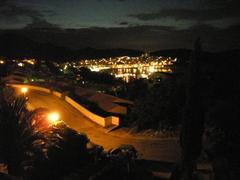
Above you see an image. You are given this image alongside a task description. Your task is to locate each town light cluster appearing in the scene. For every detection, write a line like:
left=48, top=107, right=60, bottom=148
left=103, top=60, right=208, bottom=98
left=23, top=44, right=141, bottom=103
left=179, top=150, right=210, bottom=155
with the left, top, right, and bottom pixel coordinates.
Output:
left=57, top=54, right=177, bottom=82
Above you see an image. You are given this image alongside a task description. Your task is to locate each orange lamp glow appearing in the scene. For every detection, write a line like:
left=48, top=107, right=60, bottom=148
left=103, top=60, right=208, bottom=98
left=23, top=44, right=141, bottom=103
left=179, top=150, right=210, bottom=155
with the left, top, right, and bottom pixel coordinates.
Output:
left=21, top=87, right=28, bottom=94
left=47, top=112, right=60, bottom=124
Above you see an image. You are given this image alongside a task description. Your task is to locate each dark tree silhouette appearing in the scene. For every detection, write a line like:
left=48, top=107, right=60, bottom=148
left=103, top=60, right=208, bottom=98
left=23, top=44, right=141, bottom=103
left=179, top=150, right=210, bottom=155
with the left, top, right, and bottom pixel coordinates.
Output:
left=29, top=124, right=91, bottom=180
left=0, top=63, right=7, bottom=78
left=204, top=54, right=240, bottom=180
left=45, top=60, right=60, bottom=75
left=127, top=78, right=149, bottom=100
left=0, top=87, right=47, bottom=176
left=90, top=144, right=139, bottom=180
left=129, top=76, right=184, bottom=131
left=180, top=39, right=205, bottom=180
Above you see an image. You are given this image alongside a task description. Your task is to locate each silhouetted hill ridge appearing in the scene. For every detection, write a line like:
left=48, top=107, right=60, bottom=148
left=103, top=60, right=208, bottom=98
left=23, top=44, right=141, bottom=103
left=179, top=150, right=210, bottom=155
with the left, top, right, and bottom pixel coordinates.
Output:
left=0, top=33, right=239, bottom=64
left=0, top=33, right=143, bottom=61
left=151, top=48, right=240, bottom=65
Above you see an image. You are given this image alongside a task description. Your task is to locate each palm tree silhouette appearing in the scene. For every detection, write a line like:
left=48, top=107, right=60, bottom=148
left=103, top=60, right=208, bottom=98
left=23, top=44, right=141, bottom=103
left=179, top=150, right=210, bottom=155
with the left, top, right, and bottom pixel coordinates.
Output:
left=0, top=87, right=47, bottom=176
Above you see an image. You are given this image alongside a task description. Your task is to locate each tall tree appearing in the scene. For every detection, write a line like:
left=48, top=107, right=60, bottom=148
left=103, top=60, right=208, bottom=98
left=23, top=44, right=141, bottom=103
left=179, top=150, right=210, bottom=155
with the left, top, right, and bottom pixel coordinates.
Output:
left=180, top=39, right=204, bottom=180
left=0, top=87, right=47, bottom=176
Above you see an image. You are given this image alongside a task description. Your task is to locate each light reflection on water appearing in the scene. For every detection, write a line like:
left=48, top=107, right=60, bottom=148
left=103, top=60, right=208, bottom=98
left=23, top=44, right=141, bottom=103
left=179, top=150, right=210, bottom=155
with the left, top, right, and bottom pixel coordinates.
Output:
left=108, top=66, right=172, bottom=82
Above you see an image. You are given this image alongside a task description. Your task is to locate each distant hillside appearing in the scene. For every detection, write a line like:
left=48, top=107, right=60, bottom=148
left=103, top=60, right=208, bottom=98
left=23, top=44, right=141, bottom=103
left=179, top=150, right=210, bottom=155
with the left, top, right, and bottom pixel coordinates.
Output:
left=0, top=33, right=143, bottom=61
left=150, top=48, right=240, bottom=65
left=1, top=33, right=238, bottom=63
left=150, top=49, right=192, bottom=57
left=0, top=33, right=73, bottom=60
left=75, top=47, right=143, bottom=59
left=150, top=49, right=192, bottom=64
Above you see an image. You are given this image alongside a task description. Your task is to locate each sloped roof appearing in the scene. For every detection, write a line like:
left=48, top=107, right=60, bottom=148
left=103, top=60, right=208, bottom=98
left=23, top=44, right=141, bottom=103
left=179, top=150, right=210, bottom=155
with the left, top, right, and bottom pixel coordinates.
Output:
left=75, top=86, right=133, bottom=115
left=89, top=93, right=133, bottom=105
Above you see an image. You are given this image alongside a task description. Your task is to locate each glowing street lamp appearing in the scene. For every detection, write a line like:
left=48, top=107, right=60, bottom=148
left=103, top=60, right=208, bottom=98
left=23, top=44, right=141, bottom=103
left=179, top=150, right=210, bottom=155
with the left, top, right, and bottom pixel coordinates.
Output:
left=18, top=62, right=24, bottom=67
left=21, top=87, right=28, bottom=96
left=47, top=112, right=60, bottom=125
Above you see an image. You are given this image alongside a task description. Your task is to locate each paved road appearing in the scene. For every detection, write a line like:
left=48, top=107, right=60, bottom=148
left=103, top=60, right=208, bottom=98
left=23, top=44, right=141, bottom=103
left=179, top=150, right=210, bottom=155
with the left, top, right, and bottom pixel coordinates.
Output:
left=27, top=90, right=181, bottom=163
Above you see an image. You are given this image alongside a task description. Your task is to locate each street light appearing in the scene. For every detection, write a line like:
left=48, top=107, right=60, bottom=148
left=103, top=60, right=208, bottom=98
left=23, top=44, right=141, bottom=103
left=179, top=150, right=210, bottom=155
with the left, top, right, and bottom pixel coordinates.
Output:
left=47, top=112, right=60, bottom=125
left=21, top=87, right=28, bottom=97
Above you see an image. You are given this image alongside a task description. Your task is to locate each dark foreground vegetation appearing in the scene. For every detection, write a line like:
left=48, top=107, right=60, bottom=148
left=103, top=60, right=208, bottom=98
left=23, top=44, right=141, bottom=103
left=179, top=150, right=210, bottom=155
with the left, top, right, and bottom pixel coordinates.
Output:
left=0, top=86, right=155, bottom=180
left=174, top=40, right=240, bottom=180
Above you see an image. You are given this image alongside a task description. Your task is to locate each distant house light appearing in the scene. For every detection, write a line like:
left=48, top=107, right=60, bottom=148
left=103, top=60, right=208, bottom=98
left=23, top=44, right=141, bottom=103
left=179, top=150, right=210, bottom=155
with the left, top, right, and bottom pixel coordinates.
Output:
left=18, top=63, right=24, bottom=67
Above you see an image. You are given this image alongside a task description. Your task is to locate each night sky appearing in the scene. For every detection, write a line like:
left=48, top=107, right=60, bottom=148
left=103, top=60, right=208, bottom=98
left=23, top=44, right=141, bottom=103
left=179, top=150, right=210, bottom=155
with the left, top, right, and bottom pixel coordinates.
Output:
left=0, top=0, right=240, bottom=51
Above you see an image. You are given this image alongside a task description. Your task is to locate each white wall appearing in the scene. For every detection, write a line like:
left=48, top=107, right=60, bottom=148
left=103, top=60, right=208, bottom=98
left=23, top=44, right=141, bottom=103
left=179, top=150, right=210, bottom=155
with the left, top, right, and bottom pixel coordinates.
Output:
left=8, top=83, right=119, bottom=127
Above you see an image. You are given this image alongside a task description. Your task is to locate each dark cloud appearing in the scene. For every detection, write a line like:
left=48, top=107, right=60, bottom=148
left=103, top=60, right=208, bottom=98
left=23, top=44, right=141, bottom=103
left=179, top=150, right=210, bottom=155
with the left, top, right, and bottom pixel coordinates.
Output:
left=10, top=23, right=239, bottom=51
left=0, top=1, right=43, bottom=19
left=0, top=0, right=59, bottom=29
left=97, top=0, right=127, bottom=2
left=119, top=21, right=129, bottom=25
left=41, top=9, right=57, bottom=17
left=130, top=8, right=240, bottom=21
left=204, top=0, right=240, bottom=8
left=129, top=0, right=240, bottom=22
left=24, top=18, right=60, bottom=30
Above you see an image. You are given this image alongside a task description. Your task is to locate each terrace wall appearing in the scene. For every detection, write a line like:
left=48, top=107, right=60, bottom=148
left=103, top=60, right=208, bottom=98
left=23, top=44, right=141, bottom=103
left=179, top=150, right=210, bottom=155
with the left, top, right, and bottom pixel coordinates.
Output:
left=8, top=84, right=119, bottom=127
